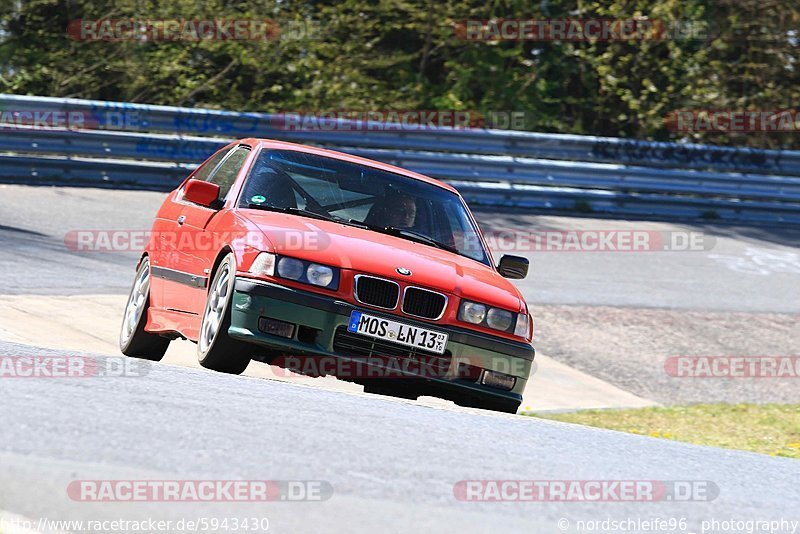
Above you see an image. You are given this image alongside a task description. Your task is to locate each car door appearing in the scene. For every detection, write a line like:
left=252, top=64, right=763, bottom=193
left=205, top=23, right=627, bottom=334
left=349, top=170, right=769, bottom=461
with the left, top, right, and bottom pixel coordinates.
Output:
left=165, top=145, right=252, bottom=316
left=151, top=147, right=231, bottom=311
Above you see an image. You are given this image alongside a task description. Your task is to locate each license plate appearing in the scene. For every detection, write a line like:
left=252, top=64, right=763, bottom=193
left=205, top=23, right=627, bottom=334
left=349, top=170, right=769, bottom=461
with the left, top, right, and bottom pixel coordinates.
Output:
left=347, top=311, right=449, bottom=355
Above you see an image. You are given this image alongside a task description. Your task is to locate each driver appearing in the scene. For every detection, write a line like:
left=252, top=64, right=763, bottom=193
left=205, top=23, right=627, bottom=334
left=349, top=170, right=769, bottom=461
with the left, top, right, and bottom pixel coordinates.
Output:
left=367, top=191, right=417, bottom=228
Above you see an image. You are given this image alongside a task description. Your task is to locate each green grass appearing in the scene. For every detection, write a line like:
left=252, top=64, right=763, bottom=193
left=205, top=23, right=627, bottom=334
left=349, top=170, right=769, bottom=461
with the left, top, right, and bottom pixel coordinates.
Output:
left=526, top=404, right=800, bottom=458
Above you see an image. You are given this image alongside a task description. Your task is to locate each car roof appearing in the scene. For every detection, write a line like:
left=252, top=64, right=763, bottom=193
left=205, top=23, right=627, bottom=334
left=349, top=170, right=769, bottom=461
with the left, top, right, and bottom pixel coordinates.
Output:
left=242, top=138, right=460, bottom=195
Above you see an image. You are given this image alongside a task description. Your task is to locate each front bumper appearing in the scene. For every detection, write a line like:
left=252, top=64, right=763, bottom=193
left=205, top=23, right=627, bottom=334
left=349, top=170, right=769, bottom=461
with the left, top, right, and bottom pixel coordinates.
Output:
left=229, top=277, right=535, bottom=410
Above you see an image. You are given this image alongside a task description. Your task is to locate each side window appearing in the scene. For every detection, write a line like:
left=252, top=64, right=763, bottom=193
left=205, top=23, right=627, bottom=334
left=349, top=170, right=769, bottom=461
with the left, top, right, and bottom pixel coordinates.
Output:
left=208, top=146, right=250, bottom=201
left=192, top=148, right=229, bottom=182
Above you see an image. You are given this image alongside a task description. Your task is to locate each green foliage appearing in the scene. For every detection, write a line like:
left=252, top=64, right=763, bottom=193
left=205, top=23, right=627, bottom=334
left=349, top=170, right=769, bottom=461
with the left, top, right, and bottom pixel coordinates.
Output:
left=1, top=0, right=798, bottom=149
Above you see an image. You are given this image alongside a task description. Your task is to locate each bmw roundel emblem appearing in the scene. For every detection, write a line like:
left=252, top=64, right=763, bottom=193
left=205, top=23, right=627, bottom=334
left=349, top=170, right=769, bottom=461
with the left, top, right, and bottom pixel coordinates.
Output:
left=396, top=267, right=412, bottom=276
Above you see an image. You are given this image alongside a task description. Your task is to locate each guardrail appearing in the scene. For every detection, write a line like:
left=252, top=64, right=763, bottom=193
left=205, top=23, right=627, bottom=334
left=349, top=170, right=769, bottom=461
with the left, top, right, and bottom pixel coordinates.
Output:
left=2, top=94, right=800, bottom=224
left=2, top=94, right=796, bottom=175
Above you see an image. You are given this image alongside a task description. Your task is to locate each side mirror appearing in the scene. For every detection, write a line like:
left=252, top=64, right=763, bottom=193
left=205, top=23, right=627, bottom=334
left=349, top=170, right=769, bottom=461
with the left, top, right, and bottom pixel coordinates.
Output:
left=183, top=179, right=220, bottom=208
left=497, top=255, right=529, bottom=279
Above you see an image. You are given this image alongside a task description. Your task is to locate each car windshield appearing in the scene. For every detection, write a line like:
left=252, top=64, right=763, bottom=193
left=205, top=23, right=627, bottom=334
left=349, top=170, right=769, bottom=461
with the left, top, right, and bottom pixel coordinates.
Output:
left=238, top=149, right=490, bottom=265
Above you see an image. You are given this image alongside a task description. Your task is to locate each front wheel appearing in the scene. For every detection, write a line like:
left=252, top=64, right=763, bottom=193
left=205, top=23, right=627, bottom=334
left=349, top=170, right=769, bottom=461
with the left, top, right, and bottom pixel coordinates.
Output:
left=198, top=254, right=252, bottom=375
left=120, top=257, right=170, bottom=360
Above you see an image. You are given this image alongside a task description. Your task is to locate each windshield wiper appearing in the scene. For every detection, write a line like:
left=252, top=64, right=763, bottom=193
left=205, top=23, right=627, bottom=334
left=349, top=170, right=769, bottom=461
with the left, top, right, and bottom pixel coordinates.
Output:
left=246, top=204, right=341, bottom=224
left=350, top=220, right=459, bottom=254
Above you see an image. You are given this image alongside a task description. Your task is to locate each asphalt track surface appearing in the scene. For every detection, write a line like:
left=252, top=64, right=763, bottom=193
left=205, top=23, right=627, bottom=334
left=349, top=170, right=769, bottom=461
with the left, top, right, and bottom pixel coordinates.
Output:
left=1, top=184, right=800, bottom=532
left=1, top=341, right=799, bottom=534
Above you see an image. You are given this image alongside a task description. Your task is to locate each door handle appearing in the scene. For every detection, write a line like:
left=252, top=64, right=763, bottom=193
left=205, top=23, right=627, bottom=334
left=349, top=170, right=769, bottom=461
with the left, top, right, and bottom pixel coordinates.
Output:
left=177, top=215, right=186, bottom=226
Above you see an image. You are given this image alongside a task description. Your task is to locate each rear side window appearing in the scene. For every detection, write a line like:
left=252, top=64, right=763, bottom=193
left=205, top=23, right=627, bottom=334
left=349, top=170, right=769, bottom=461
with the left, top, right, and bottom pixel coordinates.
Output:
left=192, top=148, right=229, bottom=182
left=208, top=146, right=250, bottom=201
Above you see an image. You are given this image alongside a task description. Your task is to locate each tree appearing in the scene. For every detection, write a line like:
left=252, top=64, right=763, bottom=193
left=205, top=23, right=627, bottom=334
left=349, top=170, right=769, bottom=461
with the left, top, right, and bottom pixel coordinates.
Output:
left=1, top=0, right=798, bottom=149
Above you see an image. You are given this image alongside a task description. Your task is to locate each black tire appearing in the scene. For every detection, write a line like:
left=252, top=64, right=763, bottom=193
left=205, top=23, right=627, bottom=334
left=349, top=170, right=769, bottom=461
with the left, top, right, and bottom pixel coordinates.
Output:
left=119, top=257, right=170, bottom=360
left=197, top=253, right=252, bottom=375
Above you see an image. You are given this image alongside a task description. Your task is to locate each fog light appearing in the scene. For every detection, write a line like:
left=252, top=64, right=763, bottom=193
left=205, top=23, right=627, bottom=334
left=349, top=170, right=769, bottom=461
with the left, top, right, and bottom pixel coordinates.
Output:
left=258, top=317, right=296, bottom=339
left=480, top=370, right=516, bottom=391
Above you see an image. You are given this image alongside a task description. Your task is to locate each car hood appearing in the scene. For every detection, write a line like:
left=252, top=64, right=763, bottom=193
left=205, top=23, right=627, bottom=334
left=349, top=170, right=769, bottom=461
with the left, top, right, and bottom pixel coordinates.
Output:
left=239, top=210, right=524, bottom=312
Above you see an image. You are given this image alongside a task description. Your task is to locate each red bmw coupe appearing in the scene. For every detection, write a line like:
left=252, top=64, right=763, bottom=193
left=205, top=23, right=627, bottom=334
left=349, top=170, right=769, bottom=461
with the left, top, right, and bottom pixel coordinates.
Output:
left=120, top=139, right=534, bottom=413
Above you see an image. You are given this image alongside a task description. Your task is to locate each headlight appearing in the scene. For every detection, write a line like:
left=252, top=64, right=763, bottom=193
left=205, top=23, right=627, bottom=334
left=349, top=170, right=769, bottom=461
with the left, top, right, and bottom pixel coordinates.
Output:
left=459, top=302, right=487, bottom=324
left=249, top=252, right=276, bottom=276
left=487, top=308, right=514, bottom=331
left=249, top=254, right=339, bottom=290
left=458, top=300, right=522, bottom=335
left=306, top=263, right=334, bottom=287
left=268, top=256, right=340, bottom=290
left=277, top=257, right=304, bottom=280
